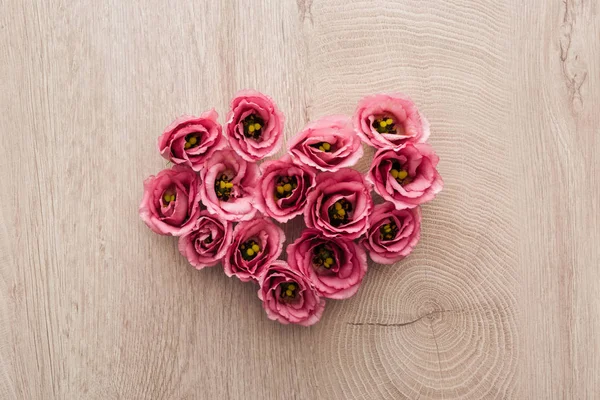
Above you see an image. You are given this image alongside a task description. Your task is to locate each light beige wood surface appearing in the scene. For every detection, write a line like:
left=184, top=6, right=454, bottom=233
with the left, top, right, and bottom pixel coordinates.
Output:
left=1, top=0, right=598, bottom=399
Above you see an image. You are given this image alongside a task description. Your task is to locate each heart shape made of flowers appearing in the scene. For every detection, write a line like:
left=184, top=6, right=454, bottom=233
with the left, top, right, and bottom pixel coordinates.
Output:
left=140, top=90, right=443, bottom=326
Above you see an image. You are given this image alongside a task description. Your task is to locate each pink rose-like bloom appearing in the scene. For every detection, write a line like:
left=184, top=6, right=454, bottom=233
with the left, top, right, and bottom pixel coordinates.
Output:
left=199, top=149, right=260, bottom=222
left=254, top=156, right=317, bottom=223
left=178, top=211, right=233, bottom=269
left=287, top=229, right=367, bottom=300
left=354, top=93, right=430, bottom=150
left=139, top=165, right=201, bottom=236
left=223, top=218, right=285, bottom=282
left=258, top=261, right=325, bottom=326
left=367, top=144, right=443, bottom=209
left=305, top=168, right=373, bottom=240
left=158, top=110, right=226, bottom=171
left=289, top=115, right=363, bottom=172
left=361, top=203, right=422, bottom=264
left=225, top=90, right=284, bottom=161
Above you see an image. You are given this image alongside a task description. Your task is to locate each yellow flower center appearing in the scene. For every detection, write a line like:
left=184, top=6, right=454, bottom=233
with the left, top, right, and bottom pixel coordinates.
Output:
left=328, top=199, right=352, bottom=227
left=242, top=114, right=264, bottom=140
left=312, top=244, right=335, bottom=269
left=274, top=176, right=298, bottom=199
left=379, top=221, right=398, bottom=241
left=312, top=142, right=332, bottom=152
left=280, top=282, right=298, bottom=300
left=184, top=134, right=200, bottom=149
left=373, top=116, right=397, bottom=134
left=239, top=239, right=261, bottom=261
left=390, top=162, right=412, bottom=185
left=215, top=173, right=234, bottom=201
left=162, top=190, right=176, bottom=204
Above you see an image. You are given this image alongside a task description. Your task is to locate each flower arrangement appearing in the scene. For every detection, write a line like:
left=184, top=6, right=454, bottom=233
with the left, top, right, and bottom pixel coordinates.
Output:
left=140, top=91, right=443, bottom=326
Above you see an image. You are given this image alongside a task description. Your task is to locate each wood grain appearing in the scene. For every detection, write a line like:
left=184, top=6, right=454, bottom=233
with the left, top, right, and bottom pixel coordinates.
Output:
left=0, top=0, right=598, bottom=398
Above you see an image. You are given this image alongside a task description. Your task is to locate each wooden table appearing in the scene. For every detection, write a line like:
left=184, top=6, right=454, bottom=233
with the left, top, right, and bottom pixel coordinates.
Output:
left=1, top=1, right=598, bottom=398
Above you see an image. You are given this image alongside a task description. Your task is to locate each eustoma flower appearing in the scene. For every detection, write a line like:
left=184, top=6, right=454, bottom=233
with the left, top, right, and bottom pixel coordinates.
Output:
left=158, top=110, right=226, bottom=171
left=305, top=168, right=373, bottom=240
left=140, top=89, right=444, bottom=327
left=287, top=229, right=367, bottom=299
left=353, top=93, right=430, bottom=150
left=199, top=149, right=260, bottom=222
left=258, top=261, right=325, bottom=326
left=367, top=143, right=443, bottom=209
left=225, top=90, right=284, bottom=161
left=361, top=203, right=421, bottom=264
left=178, top=211, right=233, bottom=269
left=254, top=157, right=316, bottom=223
left=139, top=165, right=201, bottom=236
left=288, top=115, right=363, bottom=172
left=223, top=218, right=285, bottom=282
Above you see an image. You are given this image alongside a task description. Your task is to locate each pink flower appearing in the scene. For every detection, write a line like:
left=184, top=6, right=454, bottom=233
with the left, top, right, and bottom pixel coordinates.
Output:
left=158, top=110, right=226, bottom=171
left=199, top=149, right=260, bottom=222
left=353, top=93, right=430, bottom=150
left=287, top=229, right=367, bottom=299
left=178, top=211, right=233, bottom=269
left=288, top=115, right=363, bottom=172
left=367, top=144, right=443, bottom=209
left=225, top=90, right=284, bottom=161
left=139, top=165, right=201, bottom=236
left=304, top=168, right=373, bottom=240
left=258, top=261, right=325, bottom=326
left=223, top=218, right=285, bottom=282
left=254, top=156, right=317, bottom=223
left=360, top=203, right=421, bottom=264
